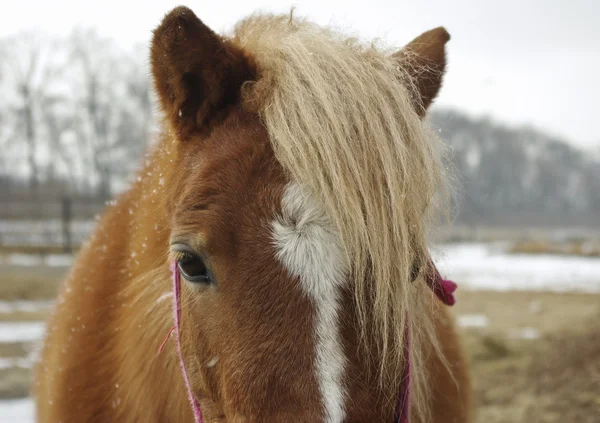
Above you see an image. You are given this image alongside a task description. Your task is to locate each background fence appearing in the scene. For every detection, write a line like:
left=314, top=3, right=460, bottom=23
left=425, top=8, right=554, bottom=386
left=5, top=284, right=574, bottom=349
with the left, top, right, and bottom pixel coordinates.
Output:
left=0, top=194, right=106, bottom=253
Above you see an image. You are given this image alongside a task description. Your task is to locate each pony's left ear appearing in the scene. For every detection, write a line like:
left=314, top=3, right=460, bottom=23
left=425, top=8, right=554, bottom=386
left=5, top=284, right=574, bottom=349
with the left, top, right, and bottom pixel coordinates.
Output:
left=393, top=27, right=450, bottom=117
left=150, top=6, right=254, bottom=140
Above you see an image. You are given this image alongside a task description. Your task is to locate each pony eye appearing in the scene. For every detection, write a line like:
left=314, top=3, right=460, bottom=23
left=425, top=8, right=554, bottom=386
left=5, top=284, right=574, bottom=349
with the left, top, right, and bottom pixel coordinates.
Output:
left=177, top=252, right=212, bottom=284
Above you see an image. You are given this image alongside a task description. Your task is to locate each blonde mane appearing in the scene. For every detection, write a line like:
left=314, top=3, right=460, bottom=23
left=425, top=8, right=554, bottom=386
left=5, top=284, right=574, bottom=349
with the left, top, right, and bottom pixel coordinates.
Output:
left=234, top=14, right=449, bottom=418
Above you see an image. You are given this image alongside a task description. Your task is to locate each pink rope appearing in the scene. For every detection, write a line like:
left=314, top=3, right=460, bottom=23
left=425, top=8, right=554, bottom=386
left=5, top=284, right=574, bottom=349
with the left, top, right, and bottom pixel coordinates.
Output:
left=158, top=326, right=176, bottom=354
left=394, top=265, right=457, bottom=422
left=169, top=262, right=204, bottom=423
left=426, top=264, right=457, bottom=306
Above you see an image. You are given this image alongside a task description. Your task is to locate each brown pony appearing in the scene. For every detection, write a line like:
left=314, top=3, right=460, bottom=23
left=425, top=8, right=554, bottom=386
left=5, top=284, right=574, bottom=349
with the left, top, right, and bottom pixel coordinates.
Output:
left=35, top=6, right=472, bottom=422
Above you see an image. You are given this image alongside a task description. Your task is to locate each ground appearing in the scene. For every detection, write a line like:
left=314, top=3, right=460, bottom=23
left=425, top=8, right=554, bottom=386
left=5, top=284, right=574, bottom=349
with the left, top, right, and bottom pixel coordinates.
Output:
left=457, top=290, right=599, bottom=423
left=0, top=249, right=599, bottom=422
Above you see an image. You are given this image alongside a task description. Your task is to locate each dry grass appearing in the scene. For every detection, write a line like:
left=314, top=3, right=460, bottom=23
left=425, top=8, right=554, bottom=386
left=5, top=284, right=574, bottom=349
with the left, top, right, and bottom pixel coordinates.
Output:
left=525, top=329, right=600, bottom=422
left=0, top=264, right=64, bottom=300
left=509, top=239, right=600, bottom=257
left=0, top=310, right=48, bottom=322
left=463, top=324, right=600, bottom=423
left=0, top=342, right=34, bottom=398
left=0, top=367, right=31, bottom=399
left=0, top=342, right=29, bottom=358
left=455, top=291, right=600, bottom=423
left=0, top=245, right=78, bottom=255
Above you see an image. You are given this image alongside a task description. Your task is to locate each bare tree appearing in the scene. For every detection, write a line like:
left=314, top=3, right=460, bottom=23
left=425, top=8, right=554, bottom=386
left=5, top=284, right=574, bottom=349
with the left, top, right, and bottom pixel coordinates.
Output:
left=69, top=29, right=151, bottom=198
left=0, top=33, right=66, bottom=191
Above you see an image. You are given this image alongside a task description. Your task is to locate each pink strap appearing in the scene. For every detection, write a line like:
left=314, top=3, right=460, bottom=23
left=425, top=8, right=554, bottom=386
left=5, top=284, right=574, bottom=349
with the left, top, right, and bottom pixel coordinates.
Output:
left=163, top=262, right=454, bottom=423
left=170, top=262, right=204, bottom=423
left=426, top=264, right=457, bottom=306
left=394, top=265, right=457, bottom=422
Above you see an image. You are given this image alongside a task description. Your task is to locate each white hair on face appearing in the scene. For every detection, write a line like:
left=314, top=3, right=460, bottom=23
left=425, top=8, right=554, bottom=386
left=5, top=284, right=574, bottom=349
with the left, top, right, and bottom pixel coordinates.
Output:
left=272, top=182, right=348, bottom=423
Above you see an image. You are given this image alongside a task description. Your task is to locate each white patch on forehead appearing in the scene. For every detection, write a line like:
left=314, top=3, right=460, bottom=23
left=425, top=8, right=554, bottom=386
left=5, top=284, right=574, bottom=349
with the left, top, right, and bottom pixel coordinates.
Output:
left=272, top=182, right=348, bottom=423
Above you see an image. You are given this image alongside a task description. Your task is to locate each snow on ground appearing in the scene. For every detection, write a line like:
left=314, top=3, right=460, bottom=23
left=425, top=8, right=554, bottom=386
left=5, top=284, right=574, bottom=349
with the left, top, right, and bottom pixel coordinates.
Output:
left=432, top=243, right=600, bottom=293
left=0, top=399, right=35, bottom=422
left=0, top=322, right=46, bottom=343
left=0, top=300, right=53, bottom=313
left=0, top=253, right=72, bottom=267
left=0, top=356, right=33, bottom=369
left=509, top=327, right=541, bottom=340
left=457, top=314, right=490, bottom=328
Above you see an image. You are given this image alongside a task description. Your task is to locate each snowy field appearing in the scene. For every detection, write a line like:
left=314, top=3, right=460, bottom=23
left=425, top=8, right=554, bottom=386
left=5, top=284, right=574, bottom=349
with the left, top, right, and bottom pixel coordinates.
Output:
left=0, top=254, right=72, bottom=267
left=433, top=242, right=600, bottom=293
left=1, top=242, right=599, bottom=421
left=0, top=399, right=33, bottom=422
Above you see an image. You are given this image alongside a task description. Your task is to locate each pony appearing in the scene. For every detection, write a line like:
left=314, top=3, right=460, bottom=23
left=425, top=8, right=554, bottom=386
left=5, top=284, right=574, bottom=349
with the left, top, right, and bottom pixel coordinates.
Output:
left=35, top=6, right=472, bottom=422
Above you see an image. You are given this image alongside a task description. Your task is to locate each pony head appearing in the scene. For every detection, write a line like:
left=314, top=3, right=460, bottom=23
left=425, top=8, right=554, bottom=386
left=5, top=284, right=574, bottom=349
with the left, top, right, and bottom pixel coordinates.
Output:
left=151, top=6, right=450, bottom=421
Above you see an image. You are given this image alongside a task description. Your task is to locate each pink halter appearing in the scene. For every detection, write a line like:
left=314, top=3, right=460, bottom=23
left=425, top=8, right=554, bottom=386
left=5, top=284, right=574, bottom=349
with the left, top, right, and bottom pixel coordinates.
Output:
left=165, top=262, right=204, bottom=423
left=161, top=262, right=456, bottom=423
left=395, top=267, right=457, bottom=422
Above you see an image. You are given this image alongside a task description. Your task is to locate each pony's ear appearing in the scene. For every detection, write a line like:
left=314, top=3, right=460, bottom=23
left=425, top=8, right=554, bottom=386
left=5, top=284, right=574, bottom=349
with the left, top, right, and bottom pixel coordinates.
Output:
left=150, top=6, right=254, bottom=139
left=394, top=27, right=450, bottom=116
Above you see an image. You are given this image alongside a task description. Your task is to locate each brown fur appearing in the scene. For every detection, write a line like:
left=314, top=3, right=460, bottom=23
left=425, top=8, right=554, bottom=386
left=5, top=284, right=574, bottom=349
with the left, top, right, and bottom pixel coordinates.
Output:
left=35, top=7, right=472, bottom=422
left=396, top=27, right=450, bottom=116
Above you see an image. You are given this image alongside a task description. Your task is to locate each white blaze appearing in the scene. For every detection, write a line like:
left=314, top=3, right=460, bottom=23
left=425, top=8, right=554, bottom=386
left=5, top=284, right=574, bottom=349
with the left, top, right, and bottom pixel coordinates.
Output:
left=272, top=182, right=348, bottom=423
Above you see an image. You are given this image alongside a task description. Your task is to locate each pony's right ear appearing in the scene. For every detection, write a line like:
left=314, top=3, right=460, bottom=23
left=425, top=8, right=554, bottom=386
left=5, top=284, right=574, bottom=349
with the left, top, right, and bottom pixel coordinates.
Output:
left=150, top=6, right=254, bottom=140
left=393, top=27, right=450, bottom=117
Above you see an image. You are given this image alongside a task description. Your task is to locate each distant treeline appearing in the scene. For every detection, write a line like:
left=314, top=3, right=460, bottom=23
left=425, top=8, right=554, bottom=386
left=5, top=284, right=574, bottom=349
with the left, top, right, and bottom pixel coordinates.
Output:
left=0, top=29, right=598, bottom=226
left=429, top=110, right=600, bottom=226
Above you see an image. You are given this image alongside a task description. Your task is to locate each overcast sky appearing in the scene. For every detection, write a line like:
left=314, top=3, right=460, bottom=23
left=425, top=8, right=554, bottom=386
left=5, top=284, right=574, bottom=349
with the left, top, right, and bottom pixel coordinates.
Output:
left=1, top=0, right=598, bottom=149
